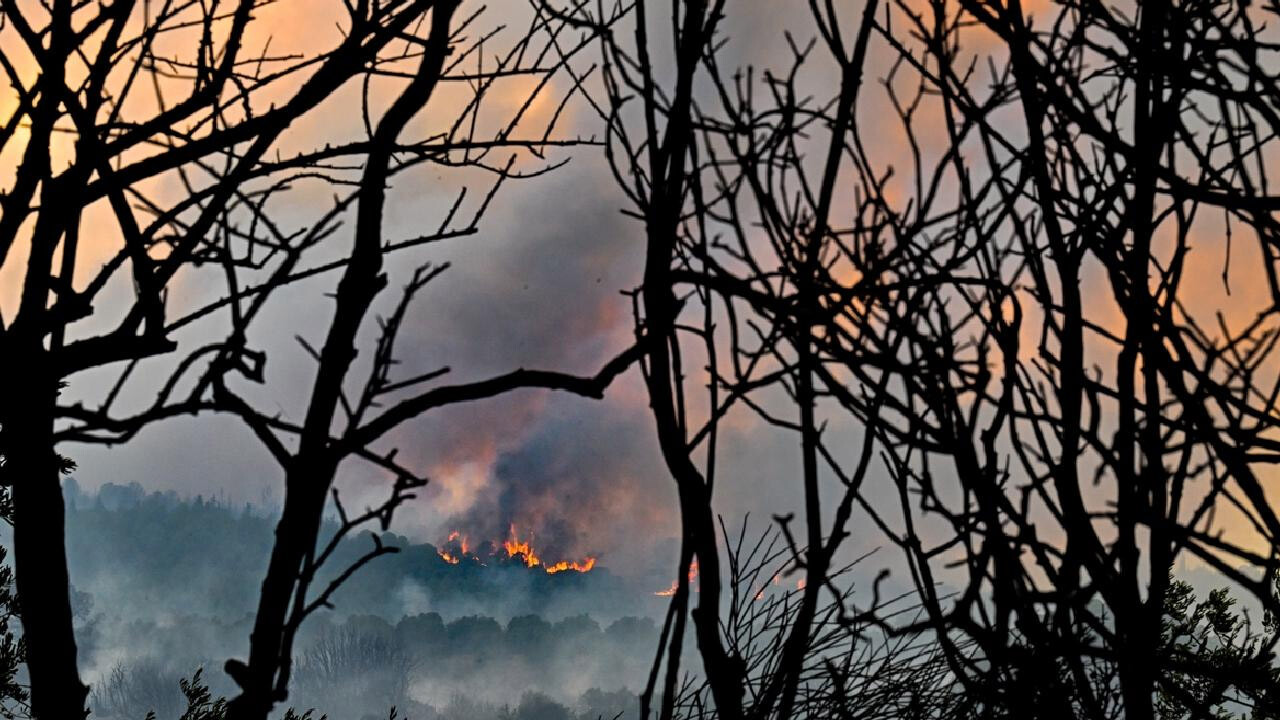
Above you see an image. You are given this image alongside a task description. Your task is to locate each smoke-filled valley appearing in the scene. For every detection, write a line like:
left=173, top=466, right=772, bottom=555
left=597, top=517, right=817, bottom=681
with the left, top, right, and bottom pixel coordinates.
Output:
left=56, top=482, right=663, bottom=719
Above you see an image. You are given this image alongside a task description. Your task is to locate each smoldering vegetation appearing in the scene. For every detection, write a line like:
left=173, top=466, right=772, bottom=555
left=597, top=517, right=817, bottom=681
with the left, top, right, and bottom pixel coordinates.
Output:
left=54, top=483, right=662, bottom=719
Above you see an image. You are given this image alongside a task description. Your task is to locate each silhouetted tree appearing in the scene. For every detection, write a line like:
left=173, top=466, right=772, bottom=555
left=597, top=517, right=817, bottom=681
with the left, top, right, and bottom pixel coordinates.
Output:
left=565, top=0, right=1280, bottom=716
left=543, top=0, right=748, bottom=716
left=0, top=0, right=619, bottom=715
left=15, top=0, right=1280, bottom=717
left=846, top=0, right=1280, bottom=715
left=0, top=0, right=635, bottom=717
left=556, top=0, right=1001, bottom=716
left=172, top=3, right=642, bottom=716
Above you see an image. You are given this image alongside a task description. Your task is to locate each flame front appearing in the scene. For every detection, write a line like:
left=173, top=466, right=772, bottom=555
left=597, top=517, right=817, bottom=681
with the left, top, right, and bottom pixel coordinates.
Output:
left=545, top=558, right=597, bottom=574
left=437, top=525, right=597, bottom=575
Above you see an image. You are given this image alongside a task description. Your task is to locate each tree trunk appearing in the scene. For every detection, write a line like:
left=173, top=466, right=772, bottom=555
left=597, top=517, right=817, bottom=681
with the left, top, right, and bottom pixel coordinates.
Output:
left=4, top=359, right=88, bottom=720
left=225, top=469, right=328, bottom=720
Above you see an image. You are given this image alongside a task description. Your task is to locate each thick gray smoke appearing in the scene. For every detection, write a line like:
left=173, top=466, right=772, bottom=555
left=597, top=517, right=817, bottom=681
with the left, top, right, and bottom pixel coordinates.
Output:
left=441, top=402, right=676, bottom=568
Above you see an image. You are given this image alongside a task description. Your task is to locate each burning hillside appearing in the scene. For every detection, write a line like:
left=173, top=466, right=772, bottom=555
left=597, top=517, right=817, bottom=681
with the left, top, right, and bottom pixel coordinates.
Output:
left=437, top=525, right=598, bottom=575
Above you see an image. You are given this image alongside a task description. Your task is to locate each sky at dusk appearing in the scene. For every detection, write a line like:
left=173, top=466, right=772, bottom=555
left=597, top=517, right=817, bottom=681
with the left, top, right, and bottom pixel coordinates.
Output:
left=1, top=0, right=1269, bottom=599
left=0, top=1, right=833, bottom=589
left=8, top=3, right=1280, bottom=718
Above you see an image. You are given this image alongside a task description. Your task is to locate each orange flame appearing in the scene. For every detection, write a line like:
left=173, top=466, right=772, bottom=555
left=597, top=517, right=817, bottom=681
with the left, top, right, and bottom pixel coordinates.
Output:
left=654, top=559, right=699, bottom=596
left=437, top=525, right=597, bottom=574
left=545, top=558, right=597, bottom=574
left=447, top=531, right=471, bottom=555
left=503, top=525, right=543, bottom=568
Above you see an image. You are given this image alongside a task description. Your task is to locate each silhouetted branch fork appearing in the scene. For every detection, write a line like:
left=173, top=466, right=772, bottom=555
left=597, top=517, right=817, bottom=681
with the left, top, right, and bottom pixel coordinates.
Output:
left=52, top=331, right=179, bottom=377
left=360, top=262, right=453, bottom=419
left=375, top=367, right=452, bottom=396
left=238, top=138, right=601, bottom=177
left=310, top=481, right=424, bottom=597
left=347, top=342, right=645, bottom=445
left=52, top=397, right=219, bottom=447
left=57, top=340, right=245, bottom=438
left=213, top=383, right=295, bottom=467
left=348, top=448, right=430, bottom=487
left=266, top=529, right=401, bottom=702
left=300, top=533, right=398, bottom=620
left=167, top=227, right=477, bottom=332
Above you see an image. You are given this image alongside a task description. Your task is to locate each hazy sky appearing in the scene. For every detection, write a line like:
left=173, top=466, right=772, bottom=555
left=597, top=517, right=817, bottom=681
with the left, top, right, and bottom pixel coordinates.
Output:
left=0, top=1, right=830, bottom=586
left=3, top=0, right=1269, bottom=597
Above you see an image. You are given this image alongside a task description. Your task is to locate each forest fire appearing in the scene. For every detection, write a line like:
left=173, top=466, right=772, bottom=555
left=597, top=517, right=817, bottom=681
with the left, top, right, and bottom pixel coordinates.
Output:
left=435, top=525, right=597, bottom=574
left=654, top=558, right=699, bottom=596
left=502, top=526, right=543, bottom=568
left=447, top=530, right=470, bottom=555
left=544, top=558, right=597, bottom=574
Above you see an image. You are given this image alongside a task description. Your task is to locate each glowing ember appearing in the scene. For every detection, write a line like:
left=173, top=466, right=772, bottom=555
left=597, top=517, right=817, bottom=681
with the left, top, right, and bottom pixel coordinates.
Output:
left=654, top=558, right=699, bottom=597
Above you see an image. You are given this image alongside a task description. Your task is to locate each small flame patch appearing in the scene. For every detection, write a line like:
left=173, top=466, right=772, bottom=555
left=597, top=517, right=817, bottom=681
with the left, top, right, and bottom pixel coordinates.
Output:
left=654, top=559, right=699, bottom=596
